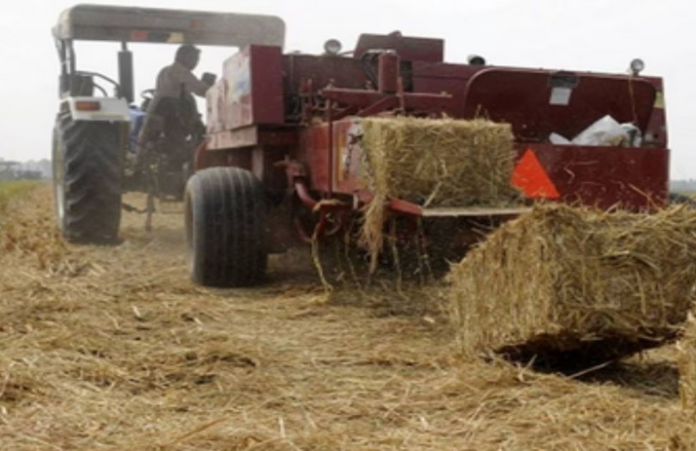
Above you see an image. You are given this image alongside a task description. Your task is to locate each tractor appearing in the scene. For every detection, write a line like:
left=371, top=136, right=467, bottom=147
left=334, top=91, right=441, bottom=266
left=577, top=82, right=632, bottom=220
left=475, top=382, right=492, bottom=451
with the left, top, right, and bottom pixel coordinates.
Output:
left=187, top=27, right=669, bottom=287
left=51, top=4, right=284, bottom=242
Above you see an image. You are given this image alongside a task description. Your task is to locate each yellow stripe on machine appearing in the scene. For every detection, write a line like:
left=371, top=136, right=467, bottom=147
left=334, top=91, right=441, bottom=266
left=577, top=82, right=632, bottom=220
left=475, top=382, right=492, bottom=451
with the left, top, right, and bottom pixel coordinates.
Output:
left=655, top=91, right=665, bottom=109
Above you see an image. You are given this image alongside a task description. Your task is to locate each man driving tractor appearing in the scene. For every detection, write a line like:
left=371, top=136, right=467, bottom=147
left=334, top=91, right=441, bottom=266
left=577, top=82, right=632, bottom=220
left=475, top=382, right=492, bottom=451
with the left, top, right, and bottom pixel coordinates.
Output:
left=137, top=44, right=213, bottom=168
left=52, top=4, right=286, bottom=242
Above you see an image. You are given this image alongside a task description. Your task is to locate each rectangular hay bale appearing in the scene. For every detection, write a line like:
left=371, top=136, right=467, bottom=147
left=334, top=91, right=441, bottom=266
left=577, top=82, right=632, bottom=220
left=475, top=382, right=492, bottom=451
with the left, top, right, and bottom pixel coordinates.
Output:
left=360, top=117, right=518, bottom=207
left=359, top=117, right=519, bottom=266
left=448, top=204, right=696, bottom=362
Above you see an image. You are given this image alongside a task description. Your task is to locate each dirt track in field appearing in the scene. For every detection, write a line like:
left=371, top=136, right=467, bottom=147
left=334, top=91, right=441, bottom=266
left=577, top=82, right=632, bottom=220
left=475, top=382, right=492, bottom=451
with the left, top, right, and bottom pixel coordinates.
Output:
left=2, top=186, right=696, bottom=451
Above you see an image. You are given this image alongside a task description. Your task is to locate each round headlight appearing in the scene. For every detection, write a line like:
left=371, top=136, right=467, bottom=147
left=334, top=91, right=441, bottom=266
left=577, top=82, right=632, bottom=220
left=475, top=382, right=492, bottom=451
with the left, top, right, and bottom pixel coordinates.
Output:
left=630, top=58, right=645, bottom=75
left=324, top=39, right=343, bottom=56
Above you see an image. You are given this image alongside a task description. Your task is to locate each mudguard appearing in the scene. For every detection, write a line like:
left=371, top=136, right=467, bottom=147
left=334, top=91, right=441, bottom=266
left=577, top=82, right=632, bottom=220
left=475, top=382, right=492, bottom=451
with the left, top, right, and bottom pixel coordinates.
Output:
left=63, top=97, right=131, bottom=122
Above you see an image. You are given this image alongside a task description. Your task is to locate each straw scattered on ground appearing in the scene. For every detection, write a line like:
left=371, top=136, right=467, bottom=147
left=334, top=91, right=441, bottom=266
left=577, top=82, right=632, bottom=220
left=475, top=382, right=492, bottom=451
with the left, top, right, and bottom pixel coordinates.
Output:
left=677, top=313, right=696, bottom=411
left=0, top=180, right=40, bottom=217
left=3, top=186, right=696, bottom=450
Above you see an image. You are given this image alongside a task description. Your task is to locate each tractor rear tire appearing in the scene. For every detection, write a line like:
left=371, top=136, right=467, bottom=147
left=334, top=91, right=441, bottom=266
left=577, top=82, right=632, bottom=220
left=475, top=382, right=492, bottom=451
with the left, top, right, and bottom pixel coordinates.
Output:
left=185, top=167, right=268, bottom=288
left=52, top=114, right=122, bottom=244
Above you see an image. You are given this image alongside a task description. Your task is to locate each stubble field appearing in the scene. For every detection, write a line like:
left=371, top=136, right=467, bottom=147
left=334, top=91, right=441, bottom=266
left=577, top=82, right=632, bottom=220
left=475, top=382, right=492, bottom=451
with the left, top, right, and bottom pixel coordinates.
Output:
left=1, top=184, right=695, bottom=451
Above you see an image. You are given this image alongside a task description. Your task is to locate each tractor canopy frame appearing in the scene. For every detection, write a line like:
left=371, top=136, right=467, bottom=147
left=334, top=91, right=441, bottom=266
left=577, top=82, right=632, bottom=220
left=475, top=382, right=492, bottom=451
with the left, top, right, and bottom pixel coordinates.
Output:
left=54, top=4, right=285, bottom=47
left=54, top=4, right=286, bottom=102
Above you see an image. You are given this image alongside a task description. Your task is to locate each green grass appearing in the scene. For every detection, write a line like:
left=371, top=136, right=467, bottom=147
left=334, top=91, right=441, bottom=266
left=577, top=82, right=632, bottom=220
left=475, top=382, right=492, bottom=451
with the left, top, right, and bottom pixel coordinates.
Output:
left=0, top=180, right=42, bottom=214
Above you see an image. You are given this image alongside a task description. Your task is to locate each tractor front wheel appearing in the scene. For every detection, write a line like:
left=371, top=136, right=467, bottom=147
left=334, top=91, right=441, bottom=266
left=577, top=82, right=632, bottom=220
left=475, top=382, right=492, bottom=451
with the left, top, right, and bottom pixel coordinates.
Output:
left=52, top=113, right=122, bottom=244
left=185, top=167, right=268, bottom=287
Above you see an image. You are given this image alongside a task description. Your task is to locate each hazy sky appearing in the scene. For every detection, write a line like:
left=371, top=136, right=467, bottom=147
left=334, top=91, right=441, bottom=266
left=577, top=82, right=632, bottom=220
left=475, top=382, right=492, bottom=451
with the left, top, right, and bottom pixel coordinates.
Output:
left=1, top=0, right=695, bottom=177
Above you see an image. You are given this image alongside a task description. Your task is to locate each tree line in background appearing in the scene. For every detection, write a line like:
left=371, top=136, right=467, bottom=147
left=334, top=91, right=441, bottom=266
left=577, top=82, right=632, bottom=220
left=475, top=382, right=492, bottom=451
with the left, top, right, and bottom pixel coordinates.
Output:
left=670, top=180, right=696, bottom=193
left=0, top=159, right=51, bottom=182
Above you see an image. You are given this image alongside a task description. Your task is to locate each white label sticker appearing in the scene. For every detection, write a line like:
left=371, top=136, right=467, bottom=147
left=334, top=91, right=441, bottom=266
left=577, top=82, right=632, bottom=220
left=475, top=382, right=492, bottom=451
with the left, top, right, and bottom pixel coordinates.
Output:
left=550, top=87, right=572, bottom=106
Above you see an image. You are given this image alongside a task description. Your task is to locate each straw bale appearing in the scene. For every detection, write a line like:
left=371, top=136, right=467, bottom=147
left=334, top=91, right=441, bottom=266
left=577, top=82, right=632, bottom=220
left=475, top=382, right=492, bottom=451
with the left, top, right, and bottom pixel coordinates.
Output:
left=448, top=204, right=696, bottom=363
left=678, top=313, right=696, bottom=411
left=360, top=117, right=518, bottom=207
left=359, top=117, right=519, bottom=267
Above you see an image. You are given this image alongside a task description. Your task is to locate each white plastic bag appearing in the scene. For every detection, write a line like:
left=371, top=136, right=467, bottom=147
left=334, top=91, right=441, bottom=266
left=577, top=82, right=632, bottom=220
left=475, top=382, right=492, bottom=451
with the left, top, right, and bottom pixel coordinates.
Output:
left=549, top=132, right=571, bottom=145
left=620, top=123, right=643, bottom=147
left=572, top=115, right=629, bottom=147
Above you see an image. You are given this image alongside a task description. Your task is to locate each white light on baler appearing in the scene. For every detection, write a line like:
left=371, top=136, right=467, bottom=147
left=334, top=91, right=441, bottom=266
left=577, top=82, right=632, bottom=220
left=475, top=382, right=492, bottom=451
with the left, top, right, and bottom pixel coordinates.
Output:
left=324, top=39, right=343, bottom=55
left=630, top=58, right=645, bottom=76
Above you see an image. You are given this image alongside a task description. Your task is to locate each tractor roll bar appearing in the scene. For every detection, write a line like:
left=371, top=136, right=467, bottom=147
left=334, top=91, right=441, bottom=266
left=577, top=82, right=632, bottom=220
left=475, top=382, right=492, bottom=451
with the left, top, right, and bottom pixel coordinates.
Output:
left=54, top=4, right=285, bottom=48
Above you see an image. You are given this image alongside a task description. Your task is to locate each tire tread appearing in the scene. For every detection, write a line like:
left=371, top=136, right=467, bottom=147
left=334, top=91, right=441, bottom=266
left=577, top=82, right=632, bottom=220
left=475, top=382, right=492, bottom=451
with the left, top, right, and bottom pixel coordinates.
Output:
left=186, top=167, right=268, bottom=287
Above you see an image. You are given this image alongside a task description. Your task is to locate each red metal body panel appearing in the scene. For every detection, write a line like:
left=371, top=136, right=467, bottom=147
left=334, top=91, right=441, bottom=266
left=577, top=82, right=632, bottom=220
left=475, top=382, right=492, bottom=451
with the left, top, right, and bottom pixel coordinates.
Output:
left=463, top=70, right=656, bottom=141
left=207, top=45, right=285, bottom=141
left=519, top=144, right=668, bottom=210
left=248, top=46, right=286, bottom=125
left=303, top=117, right=669, bottom=212
left=411, top=64, right=662, bottom=145
left=410, top=62, right=476, bottom=117
left=299, top=124, right=331, bottom=192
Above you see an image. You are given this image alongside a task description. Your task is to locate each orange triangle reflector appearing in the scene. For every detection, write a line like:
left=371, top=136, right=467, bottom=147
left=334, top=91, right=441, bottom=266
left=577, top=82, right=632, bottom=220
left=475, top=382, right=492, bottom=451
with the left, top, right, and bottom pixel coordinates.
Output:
left=512, top=149, right=561, bottom=199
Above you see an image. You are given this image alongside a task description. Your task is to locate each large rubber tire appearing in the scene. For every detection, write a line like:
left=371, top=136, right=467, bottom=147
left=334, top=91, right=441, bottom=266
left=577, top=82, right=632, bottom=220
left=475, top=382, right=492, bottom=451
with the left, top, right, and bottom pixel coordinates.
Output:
left=52, top=113, right=122, bottom=244
left=185, top=167, right=268, bottom=287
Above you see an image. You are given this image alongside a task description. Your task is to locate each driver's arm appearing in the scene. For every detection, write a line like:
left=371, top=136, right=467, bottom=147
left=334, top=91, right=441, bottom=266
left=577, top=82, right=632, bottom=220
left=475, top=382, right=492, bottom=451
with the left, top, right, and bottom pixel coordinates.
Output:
left=179, top=69, right=212, bottom=98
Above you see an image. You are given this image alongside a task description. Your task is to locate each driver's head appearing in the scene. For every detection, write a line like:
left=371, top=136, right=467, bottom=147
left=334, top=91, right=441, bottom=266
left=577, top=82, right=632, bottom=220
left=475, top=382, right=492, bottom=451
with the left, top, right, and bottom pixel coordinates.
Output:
left=175, top=45, right=201, bottom=70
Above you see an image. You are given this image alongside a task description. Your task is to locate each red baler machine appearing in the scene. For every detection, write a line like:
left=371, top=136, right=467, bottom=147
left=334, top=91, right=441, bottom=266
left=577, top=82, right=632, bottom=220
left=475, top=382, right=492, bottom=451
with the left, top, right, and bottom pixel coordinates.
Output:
left=187, top=32, right=669, bottom=287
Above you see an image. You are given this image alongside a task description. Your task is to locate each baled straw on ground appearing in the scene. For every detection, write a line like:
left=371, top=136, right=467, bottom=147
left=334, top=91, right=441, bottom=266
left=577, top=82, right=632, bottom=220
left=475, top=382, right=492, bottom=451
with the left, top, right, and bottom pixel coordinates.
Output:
left=359, top=117, right=519, bottom=268
left=448, top=204, right=696, bottom=364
